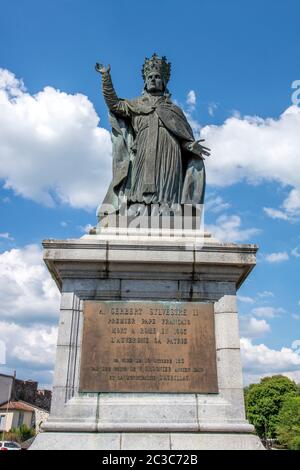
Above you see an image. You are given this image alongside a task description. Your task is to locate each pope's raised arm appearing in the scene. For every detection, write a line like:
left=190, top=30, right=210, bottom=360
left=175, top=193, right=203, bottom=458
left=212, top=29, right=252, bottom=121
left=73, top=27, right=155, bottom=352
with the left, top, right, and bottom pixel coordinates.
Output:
left=95, top=62, right=130, bottom=117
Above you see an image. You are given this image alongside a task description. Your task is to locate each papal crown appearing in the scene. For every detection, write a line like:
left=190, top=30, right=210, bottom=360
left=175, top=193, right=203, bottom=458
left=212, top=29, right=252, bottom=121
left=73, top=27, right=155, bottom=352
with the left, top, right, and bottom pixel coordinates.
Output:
left=142, top=53, right=171, bottom=84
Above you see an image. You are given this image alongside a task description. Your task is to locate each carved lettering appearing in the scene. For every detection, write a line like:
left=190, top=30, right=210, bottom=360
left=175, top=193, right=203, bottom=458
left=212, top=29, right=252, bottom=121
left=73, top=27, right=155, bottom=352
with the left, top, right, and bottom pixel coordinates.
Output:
left=79, top=301, right=218, bottom=393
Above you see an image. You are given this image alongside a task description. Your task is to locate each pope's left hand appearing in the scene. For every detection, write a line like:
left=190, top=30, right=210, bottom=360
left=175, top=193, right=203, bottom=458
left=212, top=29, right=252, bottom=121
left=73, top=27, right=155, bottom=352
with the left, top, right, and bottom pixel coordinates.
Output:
left=188, top=139, right=211, bottom=159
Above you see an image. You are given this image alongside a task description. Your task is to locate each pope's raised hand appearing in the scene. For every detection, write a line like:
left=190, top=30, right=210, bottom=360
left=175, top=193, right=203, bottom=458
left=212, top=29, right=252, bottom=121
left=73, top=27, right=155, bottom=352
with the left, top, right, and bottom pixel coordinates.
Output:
left=95, top=63, right=111, bottom=74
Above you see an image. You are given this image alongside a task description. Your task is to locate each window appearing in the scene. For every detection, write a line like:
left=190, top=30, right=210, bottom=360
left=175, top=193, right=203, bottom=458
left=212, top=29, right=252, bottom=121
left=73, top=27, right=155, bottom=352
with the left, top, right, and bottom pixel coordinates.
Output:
left=17, top=412, right=24, bottom=427
left=0, top=414, right=6, bottom=430
left=4, top=442, right=20, bottom=449
left=30, top=412, right=35, bottom=428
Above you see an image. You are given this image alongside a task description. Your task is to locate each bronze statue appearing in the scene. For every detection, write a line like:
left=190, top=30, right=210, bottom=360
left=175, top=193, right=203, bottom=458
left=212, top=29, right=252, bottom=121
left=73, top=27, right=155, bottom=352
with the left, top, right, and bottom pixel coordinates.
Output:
left=95, top=54, right=210, bottom=221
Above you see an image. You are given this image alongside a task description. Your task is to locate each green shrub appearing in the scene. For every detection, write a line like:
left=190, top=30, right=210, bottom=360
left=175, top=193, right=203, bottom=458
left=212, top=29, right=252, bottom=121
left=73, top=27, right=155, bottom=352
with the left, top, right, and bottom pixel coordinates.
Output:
left=3, top=424, right=35, bottom=443
left=291, top=436, right=300, bottom=450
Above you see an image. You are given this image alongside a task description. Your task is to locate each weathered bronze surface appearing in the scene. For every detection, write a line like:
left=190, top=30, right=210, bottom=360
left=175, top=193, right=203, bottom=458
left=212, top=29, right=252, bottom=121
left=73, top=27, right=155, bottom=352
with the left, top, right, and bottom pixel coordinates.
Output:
left=79, top=301, right=218, bottom=393
left=95, top=54, right=210, bottom=223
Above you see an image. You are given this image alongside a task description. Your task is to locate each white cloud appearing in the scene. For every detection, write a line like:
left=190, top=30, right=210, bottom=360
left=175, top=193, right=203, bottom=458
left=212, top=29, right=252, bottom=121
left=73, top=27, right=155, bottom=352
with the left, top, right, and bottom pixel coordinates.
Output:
left=0, top=232, right=14, bottom=241
left=183, top=91, right=201, bottom=136
left=252, top=306, right=285, bottom=319
left=265, top=251, right=289, bottom=262
left=292, top=340, right=300, bottom=352
left=241, top=338, right=300, bottom=376
left=292, top=314, right=300, bottom=321
left=243, top=370, right=300, bottom=386
left=282, top=188, right=300, bottom=212
left=206, top=214, right=260, bottom=242
left=0, top=321, right=57, bottom=369
left=205, top=194, right=231, bottom=213
left=186, top=90, right=196, bottom=108
left=208, top=102, right=218, bottom=117
left=240, top=317, right=271, bottom=338
left=187, top=115, right=202, bottom=137
left=0, top=244, right=59, bottom=387
left=1, top=68, right=300, bottom=216
left=182, top=107, right=202, bottom=137
left=279, top=371, right=300, bottom=384
left=264, top=190, right=300, bottom=222
left=0, top=244, right=60, bottom=325
left=0, top=68, right=26, bottom=97
left=0, top=340, right=6, bottom=364
left=238, top=295, right=255, bottom=304
left=263, top=207, right=290, bottom=221
left=80, top=223, right=94, bottom=233
left=291, top=247, right=300, bottom=257
left=202, top=105, right=300, bottom=215
left=0, top=68, right=112, bottom=209
left=257, top=290, right=274, bottom=298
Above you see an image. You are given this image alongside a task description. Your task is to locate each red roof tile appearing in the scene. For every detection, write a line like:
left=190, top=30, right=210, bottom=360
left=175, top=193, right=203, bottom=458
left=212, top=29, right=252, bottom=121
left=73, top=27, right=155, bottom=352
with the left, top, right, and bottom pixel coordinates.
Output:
left=0, top=401, right=35, bottom=412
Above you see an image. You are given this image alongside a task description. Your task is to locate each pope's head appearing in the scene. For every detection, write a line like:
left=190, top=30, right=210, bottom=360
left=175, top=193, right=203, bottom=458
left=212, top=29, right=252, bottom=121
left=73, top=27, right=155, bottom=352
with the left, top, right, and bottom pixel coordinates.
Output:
left=142, top=54, right=171, bottom=95
left=145, top=71, right=164, bottom=93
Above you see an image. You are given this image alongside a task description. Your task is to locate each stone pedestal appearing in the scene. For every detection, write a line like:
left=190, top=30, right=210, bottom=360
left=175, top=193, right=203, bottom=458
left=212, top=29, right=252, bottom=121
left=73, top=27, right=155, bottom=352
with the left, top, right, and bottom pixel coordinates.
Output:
left=31, top=230, right=264, bottom=450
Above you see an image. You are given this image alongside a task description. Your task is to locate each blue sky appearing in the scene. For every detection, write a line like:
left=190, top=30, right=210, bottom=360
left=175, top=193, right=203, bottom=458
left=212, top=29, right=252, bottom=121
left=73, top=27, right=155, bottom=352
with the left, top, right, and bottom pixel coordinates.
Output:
left=0, top=0, right=300, bottom=388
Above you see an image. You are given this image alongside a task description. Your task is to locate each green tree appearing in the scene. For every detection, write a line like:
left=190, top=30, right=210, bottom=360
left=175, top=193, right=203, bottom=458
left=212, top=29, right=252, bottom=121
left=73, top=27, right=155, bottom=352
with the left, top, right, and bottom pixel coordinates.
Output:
left=244, top=375, right=298, bottom=439
left=276, top=396, right=300, bottom=450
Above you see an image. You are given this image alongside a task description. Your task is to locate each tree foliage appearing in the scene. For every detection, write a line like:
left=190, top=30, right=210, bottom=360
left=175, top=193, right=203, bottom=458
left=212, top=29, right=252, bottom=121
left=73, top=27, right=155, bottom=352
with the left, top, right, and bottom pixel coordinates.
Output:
left=276, top=396, right=300, bottom=450
left=244, top=375, right=298, bottom=439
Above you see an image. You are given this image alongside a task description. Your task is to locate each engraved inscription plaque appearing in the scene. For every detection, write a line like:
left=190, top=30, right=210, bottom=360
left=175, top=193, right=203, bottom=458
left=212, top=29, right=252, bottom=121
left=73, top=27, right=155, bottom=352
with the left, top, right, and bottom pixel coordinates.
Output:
left=79, top=301, right=218, bottom=393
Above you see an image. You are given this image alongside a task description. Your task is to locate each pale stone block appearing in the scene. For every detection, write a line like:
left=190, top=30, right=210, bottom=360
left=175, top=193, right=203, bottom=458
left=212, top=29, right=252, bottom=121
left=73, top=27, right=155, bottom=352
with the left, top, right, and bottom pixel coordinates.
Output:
left=214, top=295, right=238, bottom=313
left=198, top=422, right=253, bottom=433
left=46, top=392, right=99, bottom=427
left=197, top=396, right=232, bottom=423
left=218, top=388, right=246, bottom=420
left=42, top=420, right=97, bottom=432
left=41, top=236, right=257, bottom=444
left=49, top=386, right=68, bottom=416
left=52, top=346, right=69, bottom=388
left=197, top=388, right=246, bottom=422
left=108, top=247, right=194, bottom=264
left=30, top=432, right=121, bottom=450
left=53, top=247, right=107, bottom=262
left=216, top=349, right=244, bottom=389
left=170, top=433, right=264, bottom=450
left=44, top=238, right=257, bottom=292
left=195, top=249, right=256, bottom=266
left=60, top=292, right=74, bottom=310
left=98, top=393, right=198, bottom=430
left=193, top=265, right=242, bottom=284
left=52, top=344, right=80, bottom=388
left=121, top=433, right=170, bottom=450
left=61, top=396, right=98, bottom=420
left=214, top=312, right=240, bottom=350
left=31, top=431, right=264, bottom=450
left=56, top=310, right=73, bottom=346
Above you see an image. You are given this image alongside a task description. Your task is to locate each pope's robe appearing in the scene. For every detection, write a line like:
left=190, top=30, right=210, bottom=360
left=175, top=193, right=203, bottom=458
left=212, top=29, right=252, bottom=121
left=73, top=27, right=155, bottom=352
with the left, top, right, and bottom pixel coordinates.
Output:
left=99, top=71, right=205, bottom=217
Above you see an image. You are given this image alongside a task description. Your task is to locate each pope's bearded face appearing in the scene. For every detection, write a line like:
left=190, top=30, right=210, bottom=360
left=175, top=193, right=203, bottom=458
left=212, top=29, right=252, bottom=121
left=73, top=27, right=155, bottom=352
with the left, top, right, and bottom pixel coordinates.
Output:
left=145, top=71, right=164, bottom=93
